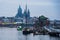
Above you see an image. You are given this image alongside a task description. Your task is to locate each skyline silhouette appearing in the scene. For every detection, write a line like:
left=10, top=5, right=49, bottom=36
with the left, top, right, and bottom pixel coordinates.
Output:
left=0, top=0, right=60, bottom=20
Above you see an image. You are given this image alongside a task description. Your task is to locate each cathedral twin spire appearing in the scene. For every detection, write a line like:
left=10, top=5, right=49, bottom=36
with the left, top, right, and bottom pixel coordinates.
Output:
left=15, top=5, right=30, bottom=18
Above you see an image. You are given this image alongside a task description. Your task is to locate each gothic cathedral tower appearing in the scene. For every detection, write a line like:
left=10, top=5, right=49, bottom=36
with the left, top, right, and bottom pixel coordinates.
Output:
left=15, top=5, right=23, bottom=18
left=23, top=5, right=30, bottom=19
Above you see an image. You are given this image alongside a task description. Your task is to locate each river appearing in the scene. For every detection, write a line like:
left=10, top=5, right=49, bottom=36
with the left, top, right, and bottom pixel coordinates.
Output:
left=0, top=27, right=60, bottom=40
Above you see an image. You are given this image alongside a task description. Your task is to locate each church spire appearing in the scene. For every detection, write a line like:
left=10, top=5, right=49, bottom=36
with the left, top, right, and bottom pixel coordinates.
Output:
left=15, top=5, right=23, bottom=18
left=28, top=9, right=30, bottom=17
left=24, top=4, right=28, bottom=13
left=26, top=4, right=27, bottom=10
left=23, top=4, right=30, bottom=19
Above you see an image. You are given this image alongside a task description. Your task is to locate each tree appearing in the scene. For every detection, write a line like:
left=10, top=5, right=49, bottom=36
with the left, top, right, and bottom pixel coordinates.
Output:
left=38, top=15, right=48, bottom=27
left=34, top=15, right=50, bottom=28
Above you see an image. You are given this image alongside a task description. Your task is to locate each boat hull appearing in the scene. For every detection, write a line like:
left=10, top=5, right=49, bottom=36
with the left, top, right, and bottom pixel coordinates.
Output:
left=23, top=30, right=33, bottom=35
left=48, top=32, right=60, bottom=37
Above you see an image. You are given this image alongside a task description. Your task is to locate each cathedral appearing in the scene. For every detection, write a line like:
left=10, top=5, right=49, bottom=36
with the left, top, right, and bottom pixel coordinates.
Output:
left=15, top=5, right=31, bottom=24
left=15, top=5, right=30, bottom=19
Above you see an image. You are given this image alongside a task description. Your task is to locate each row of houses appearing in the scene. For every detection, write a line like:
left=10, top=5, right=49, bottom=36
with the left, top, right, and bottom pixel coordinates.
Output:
left=0, top=17, right=38, bottom=24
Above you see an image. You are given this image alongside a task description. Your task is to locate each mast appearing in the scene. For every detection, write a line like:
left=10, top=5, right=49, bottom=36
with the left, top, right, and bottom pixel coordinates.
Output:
left=25, top=4, right=28, bottom=27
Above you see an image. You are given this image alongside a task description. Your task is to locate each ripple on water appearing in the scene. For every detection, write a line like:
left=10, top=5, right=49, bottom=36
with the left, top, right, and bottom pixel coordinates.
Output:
left=0, top=27, right=60, bottom=40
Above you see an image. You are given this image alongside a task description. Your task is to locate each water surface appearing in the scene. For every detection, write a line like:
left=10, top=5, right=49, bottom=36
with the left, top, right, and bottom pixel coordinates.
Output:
left=0, top=27, right=60, bottom=40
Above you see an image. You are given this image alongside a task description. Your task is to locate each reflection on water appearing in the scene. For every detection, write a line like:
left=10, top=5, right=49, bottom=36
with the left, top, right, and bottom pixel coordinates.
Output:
left=33, top=35, right=50, bottom=40
left=0, top=27, right=60, bottom=40
left=18, top=31, right=33, bottom=40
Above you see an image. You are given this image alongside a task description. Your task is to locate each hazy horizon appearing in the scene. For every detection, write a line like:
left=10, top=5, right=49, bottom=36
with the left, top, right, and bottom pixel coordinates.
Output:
left=0, top=0, right=60, bottom=20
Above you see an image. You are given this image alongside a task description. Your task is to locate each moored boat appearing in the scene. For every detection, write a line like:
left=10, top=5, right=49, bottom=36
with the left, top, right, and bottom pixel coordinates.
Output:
left=17, top=26, right=22, bottom=31
left=22, top=28, right=33, bottom=35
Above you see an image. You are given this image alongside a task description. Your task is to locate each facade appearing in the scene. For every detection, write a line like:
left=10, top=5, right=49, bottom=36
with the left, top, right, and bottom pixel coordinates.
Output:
left=0, top=17, right=5, bottom=24
left=0, top=17, right=15, bottom=24
left=15, top=5, right=31, bottom=24
left=50, top=20, right=60, bottom=25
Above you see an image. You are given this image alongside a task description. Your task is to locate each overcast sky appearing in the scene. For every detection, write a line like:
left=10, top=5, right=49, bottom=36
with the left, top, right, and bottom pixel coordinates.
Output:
left=0, top=0, right=60, bottom=20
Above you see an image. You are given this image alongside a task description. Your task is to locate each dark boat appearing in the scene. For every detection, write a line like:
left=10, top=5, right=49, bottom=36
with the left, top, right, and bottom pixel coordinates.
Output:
left=48, top=32, right=60, bottom=37
left=22, top=28, right=33, bottom=35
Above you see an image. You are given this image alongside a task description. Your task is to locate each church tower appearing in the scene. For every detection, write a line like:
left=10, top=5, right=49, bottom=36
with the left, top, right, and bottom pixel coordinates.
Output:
left=27, top=9, right=30, bottom=18
left=23, top=5, right=30, bottom=19
left=15, top=5, right=23, bottom=18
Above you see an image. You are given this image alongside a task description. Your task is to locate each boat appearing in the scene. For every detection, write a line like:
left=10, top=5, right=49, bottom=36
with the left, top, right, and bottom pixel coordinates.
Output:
left=48, top=32, right=60, bottom=37
left=17, top=26, right=22, bottom=31
left=22, top=28, right=33, bottom=35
